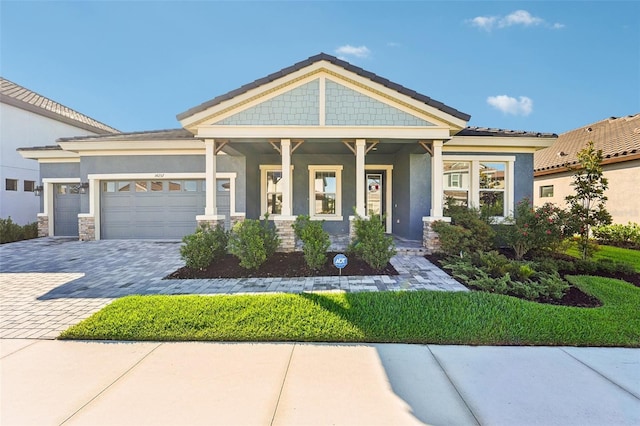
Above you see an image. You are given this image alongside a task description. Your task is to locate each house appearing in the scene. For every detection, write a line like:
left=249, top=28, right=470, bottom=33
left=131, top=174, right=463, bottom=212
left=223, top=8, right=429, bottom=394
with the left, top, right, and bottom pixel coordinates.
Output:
left=534, top=114, right=640, bottom=224
left=1, top=77, right=119, bottom=226
left=18, top=53, right=556, bottom=250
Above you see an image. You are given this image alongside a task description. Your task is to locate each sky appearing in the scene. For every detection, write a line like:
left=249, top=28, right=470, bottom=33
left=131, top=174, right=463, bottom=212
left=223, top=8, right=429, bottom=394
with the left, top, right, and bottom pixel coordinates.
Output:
left=1, top=1, right=638, bottom=135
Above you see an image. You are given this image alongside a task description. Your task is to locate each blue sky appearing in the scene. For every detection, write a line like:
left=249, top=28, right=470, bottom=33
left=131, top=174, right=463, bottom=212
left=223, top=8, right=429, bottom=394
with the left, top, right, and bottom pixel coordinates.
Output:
left=1, top=1, right=638, bottom=134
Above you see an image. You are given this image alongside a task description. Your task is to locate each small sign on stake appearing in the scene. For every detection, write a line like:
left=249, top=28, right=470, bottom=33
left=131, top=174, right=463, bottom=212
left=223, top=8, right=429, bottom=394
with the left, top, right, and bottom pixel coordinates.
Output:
left=333, top=253, right=348, bottom=276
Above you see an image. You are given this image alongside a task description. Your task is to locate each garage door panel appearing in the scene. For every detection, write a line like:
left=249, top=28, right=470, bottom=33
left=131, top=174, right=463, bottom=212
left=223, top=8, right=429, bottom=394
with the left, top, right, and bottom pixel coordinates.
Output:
left=101, top=179, right=227, bottom=239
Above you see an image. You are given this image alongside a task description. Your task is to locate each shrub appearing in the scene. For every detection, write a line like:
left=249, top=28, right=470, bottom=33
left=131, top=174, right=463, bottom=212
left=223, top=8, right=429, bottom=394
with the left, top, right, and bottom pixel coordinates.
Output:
left=593, top=223, right=640, bottom=248
left=180, top=223, right=229, bottom=270
left=444, top=199, right=496, bottom=253
left=500, top=199, right=570, bottom=259
left=228, top=217, right=280, bottom=270
left=0, top=217, right=38, bottom=244
left=348, top=214, right=396, bottom=270
left=431, top=221, right=474, bottom=257
left=293, top=215, right=330, bottom=271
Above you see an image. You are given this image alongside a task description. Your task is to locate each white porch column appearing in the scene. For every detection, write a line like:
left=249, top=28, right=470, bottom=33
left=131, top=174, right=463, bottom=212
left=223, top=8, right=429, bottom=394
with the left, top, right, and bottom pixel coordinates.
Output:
left=355, top=139, right=366, bottom=216
left=430, top=140, right=444, bottom=217
left=280, top=139, right=292, bottom=216
left=205, top=138, right=217, bottom=216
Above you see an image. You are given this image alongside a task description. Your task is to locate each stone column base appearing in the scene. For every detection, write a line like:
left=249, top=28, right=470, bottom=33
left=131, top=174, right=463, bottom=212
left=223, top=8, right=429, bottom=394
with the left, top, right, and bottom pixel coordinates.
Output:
left=78, top=215, right=96, bottom=241
left=230, top=214, right=245, bottom=230
left=272, top=215, right=297, bottom=252
left=422, top=216, right=451, bottom=254
left=37, top=214, right=49, bottom=237
left=196, top=215, right=227, bottom=230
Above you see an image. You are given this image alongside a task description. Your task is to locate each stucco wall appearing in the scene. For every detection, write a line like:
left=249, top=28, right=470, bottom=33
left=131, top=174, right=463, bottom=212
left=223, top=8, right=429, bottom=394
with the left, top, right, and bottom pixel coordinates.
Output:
left=534, top=159, right=640, bottom=224
left=0, top=103, right=99, bottom=224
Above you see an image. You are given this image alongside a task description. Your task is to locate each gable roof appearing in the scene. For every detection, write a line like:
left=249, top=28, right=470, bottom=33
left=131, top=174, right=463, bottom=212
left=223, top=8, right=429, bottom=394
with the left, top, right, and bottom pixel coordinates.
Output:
left=534, top=114, right=640, bottom=174
left=177, top=53, right=471, bottom=123
left=1, top=77, right=119, bottom=135
left=55, top=128, right=192, bottom=143
left=457, top=126, right=557, bottom=138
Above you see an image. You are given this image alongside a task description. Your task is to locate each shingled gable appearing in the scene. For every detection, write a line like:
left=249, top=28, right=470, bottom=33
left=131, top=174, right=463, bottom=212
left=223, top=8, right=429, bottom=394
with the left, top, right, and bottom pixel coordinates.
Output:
left=176, top=53, right=471, bottom=124
left=1, top=77, right=119, bottom=135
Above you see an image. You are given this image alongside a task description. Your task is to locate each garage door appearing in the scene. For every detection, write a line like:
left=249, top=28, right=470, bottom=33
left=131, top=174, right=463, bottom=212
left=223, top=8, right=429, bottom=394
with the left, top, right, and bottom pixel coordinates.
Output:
left=101, top=179, right=230, bottom=239
left=54, top=183, right=81, bottom=236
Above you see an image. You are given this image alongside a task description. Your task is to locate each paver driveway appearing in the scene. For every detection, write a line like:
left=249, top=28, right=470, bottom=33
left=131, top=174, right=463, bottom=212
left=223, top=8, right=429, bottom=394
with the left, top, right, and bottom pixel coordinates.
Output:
left=0, top=237, right=465, bottom=339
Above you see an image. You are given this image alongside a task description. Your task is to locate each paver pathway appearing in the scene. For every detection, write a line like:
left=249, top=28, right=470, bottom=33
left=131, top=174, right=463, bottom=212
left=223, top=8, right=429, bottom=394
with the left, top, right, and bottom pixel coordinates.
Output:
left=1, top=238, right=465, bottom=339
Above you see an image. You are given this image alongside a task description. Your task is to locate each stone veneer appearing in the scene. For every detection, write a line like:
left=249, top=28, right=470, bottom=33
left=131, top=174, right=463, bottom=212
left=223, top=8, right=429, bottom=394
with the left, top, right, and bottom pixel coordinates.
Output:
left=422, top=217, right=451, bottom=254
left=196, top=216, right=227, bottom=230
left=230, top=215, right=245, bottom=230
left=37, top=215, right=49, bottom=237
left=273, top=217, right=296, bottom=252
left=78, top=216, right=96, bottom=241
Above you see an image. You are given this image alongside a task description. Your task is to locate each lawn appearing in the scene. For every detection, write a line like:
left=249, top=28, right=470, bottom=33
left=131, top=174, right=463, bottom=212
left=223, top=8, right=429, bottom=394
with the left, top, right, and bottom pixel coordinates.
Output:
left=60, top=275, right=640, bottom=346
left=566, top=244, right=640, bottom=272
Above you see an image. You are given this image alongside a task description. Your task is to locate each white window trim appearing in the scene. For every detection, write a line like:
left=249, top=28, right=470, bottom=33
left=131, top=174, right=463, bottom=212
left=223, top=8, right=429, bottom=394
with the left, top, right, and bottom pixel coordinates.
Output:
left=442, top=155, right=515, bottom=218
left=308, top=165, right=343, bottom=221
left=259, top=165, right=294, bottom=218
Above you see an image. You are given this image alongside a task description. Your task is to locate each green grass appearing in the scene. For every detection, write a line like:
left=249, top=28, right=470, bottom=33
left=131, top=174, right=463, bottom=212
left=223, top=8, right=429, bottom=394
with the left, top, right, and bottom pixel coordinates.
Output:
left=566, top=244, right=640, bottom=271
left=60, top=275, right=640, bottom=346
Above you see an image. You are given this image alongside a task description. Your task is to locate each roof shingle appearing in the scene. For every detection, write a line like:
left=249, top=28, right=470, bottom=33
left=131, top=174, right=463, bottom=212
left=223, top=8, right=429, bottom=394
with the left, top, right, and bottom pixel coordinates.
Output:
left=1, top=77, right=119, bottom=135
left=534, top=114, right=640, bottom=173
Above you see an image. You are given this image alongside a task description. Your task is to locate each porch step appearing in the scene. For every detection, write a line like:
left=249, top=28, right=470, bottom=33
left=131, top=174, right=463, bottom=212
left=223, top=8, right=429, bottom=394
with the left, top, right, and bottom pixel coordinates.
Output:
left=395, top=247, right=427, bottom=256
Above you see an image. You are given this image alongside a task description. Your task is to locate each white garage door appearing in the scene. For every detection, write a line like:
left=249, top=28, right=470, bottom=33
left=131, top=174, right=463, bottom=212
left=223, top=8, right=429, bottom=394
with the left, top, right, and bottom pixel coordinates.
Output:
left=101, top=179, right=230, bottom=239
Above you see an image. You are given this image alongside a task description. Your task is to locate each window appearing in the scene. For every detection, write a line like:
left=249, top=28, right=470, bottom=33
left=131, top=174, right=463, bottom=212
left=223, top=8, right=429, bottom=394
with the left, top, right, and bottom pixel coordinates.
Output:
left=260, top=165, right=293, bottom=216
left=444, top=161, right=470, bottom=206
left=184, top=180, right=198, bottom=192
left=5, top=179, right=18, bottom=191
left=151, top=181, right=163, bottom=191
left=24, top=180, right=35, bottom=192
left=169, top=181, right=182, bottom=191
left=442, top=156, right=515, bottom=217
left=308, top=165, right=342, bottom=220
left=136, top=181, right=148, bottom=192
left=540, top=185, right=554, bottom=198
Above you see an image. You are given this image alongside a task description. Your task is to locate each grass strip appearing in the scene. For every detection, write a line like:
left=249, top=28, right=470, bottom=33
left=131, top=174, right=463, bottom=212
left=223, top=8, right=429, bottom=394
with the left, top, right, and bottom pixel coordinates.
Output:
left=565, top=244, right=640, bottom=271
left=60, top=276, right=640, bottom=347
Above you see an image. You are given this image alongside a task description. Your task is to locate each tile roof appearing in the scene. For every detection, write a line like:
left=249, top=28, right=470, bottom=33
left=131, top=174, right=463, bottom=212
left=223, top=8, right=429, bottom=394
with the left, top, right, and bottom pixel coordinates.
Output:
left=457, top=127, right=557, bottom=138
left=534, top=114, right=640, bottom=173
left=56, top=128, right=192, bottom=143
left=1, top=77, right=119, bottom=134
left=177, top=53, right=471, bottom=122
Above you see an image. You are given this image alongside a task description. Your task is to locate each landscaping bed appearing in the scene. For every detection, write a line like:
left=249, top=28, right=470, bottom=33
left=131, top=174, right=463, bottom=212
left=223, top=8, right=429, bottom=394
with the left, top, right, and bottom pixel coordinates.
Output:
left=167, top=251, right=398, bottom=279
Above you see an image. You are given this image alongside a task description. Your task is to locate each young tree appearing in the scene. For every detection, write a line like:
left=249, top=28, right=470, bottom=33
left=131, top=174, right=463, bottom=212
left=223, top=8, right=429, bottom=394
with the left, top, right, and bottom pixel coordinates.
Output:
left=565, top=140, right=612, bottom=260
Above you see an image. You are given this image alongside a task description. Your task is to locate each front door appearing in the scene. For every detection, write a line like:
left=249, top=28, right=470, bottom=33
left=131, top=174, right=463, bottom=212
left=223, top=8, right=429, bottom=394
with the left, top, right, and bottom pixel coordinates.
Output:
left=366, top=171, right=386, bottom=230
left=54, top=183, right=80, bottom=236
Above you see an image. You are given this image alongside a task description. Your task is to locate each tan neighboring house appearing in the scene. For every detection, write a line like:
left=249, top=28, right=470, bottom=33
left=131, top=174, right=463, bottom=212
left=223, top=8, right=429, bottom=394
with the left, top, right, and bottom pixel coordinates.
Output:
left=534, top=114, right=640, bottom=224
left=1, top=77, right=119, bottom=225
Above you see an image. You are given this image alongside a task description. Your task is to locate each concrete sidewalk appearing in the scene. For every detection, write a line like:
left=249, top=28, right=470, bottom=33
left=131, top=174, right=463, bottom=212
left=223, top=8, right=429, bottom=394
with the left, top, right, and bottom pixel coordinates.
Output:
left=2, top=340, right=638, bottom=426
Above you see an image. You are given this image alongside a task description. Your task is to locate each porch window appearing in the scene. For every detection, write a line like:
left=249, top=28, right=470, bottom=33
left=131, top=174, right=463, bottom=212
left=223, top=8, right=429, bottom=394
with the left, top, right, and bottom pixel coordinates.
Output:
left=260, top=165, right=293, bottom=216
left=308, top=165, right=342, bottom=220
left=442, top=156, right=515, bottom=218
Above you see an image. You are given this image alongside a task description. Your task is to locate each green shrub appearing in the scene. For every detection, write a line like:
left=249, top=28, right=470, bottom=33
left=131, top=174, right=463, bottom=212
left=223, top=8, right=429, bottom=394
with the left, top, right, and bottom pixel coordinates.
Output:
left=180, top=223, right=229, bottom=270
left=0, top=217, right=38, bottom=244
left=500, top=199, right=570, bottom=259
left=443, top=199, right=496, bottom=253
left=593, top=222, right=640, bottom=248
left=292, top=215, right=330, bottom=271
left=431, top=221, right=474, bottom=257
left=441, top=251, right=568, bottom=300
left=574, top=258, right=637, bottom=276
left=348, top=214, right=396, bottom=270
left=228, top=218, right=280, bottom=270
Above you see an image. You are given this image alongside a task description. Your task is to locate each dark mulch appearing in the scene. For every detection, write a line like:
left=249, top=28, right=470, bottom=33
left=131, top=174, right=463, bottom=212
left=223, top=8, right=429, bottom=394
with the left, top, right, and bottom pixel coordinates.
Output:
left=166, top=252, right=398, bottom=279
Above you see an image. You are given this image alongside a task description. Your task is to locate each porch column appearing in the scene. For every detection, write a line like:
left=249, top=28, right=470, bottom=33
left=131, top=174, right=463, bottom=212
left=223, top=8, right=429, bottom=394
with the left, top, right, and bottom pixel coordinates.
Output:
left=205, top=139, right=217, bottom=216
left=355, top=139, right=366, bottom=217
left=280, top=139, right=292, bottom=216
left=430, top=140, right=444, bottom=217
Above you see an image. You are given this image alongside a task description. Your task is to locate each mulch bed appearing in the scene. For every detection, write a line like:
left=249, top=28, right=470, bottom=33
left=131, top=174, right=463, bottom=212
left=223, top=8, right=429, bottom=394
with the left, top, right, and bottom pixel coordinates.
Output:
left=166, top=252, right=398, bottom=279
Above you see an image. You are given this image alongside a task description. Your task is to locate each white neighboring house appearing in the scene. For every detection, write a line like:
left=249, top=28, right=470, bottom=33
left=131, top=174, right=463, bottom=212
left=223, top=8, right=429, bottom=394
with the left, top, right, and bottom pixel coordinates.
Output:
left=0, top=77, right=118, bottom=225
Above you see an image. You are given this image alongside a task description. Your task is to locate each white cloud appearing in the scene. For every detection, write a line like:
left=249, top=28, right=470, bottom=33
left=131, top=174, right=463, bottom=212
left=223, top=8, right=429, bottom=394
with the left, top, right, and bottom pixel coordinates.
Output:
left=500, top=10, right=543, bottom=27
left=335, top=45, right=371, bottom=59
left=487, top=95, right=533, bottom=116
left=468, top=10, right=563, bottom=31
left=386, top=41, right=401, bottom=47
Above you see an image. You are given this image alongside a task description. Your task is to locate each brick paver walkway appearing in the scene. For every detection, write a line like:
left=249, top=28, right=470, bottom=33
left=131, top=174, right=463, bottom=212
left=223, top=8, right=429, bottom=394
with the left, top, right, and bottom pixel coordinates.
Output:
left=1, top=238, right=466, bottom=339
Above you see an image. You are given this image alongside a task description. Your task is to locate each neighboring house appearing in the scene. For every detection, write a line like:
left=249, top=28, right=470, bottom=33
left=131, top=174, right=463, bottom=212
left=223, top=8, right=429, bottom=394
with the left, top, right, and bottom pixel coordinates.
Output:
left=1, top=77, right=119, bottom=225
left=18, top=53, right=555, bottom=250
left=534, top=114, right=640, bottom=224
